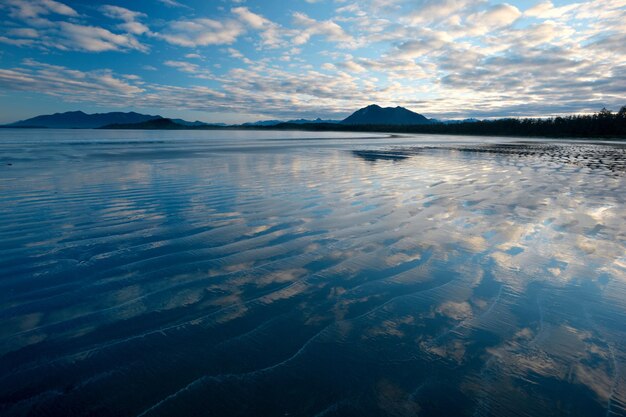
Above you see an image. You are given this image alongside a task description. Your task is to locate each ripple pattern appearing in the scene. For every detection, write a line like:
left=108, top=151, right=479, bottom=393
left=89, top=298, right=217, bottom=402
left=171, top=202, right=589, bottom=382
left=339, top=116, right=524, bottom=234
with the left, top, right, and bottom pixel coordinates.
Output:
left=0, top=130, right=625, bottom=417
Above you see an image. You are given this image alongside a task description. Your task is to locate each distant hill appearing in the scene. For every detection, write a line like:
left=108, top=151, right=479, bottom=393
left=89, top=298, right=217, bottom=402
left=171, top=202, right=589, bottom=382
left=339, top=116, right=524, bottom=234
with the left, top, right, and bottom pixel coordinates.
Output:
left=7, top=111, right=162, bottom=129
left=341, top=104, right=432, bottom=125
left=100, top=118, right=227, bottom=130
left=171, top=119, right=226, bottom=127
left=4, top=111, right=219, bottom=129
left=288, top=118, right=341, bottom=125
left=242, top=120, right=284, bottom=127
left=244, top=118, right=340, bottom=126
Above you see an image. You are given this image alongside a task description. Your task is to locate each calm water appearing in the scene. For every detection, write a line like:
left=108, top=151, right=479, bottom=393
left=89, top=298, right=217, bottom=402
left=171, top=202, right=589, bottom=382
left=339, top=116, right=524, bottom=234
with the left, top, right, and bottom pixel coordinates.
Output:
left=1, top=129, right=625, bottom=417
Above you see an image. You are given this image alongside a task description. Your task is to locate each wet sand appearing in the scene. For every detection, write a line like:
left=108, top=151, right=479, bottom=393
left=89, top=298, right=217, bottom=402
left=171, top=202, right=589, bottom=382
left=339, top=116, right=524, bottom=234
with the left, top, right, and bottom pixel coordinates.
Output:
left=0, top=130, right=624, bottom=416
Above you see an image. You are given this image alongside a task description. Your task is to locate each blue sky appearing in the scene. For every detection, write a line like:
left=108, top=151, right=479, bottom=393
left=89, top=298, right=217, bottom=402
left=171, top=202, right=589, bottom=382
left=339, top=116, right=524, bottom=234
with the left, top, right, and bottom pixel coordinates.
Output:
left=0, top=0, right=624, bottom=124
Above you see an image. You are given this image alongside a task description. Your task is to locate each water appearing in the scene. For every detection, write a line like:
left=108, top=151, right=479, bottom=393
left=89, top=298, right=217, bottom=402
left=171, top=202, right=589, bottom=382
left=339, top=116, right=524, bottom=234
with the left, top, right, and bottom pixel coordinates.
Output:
left=0, top=129, right=625, bottom=417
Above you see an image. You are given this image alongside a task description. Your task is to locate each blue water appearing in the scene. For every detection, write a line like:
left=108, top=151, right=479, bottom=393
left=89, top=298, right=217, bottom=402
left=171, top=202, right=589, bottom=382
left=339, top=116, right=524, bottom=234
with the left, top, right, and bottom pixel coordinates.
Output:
left=1, top=129, right=625, bottom=416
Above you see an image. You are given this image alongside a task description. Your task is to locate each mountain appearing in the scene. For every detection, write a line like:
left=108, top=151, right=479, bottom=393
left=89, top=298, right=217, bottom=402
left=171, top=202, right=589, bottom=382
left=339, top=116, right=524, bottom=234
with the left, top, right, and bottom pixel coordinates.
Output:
left=242, top=120, right=284, bottom=127
left=7, top=111, right=162, bottom=129
left=243, top=118, right=340, bottom=127
left=341, top=104, right=432, bottom=125
left=171, top=119, right=227, bottom=127
left=100, top=118, right=229, bottom=130
left=287, top=118, right=341, bottom=125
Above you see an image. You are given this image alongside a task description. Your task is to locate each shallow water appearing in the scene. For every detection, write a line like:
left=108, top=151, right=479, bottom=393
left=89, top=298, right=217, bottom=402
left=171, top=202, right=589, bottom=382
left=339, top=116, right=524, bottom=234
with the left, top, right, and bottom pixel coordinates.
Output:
left=0, top=129, right=625, bottom=417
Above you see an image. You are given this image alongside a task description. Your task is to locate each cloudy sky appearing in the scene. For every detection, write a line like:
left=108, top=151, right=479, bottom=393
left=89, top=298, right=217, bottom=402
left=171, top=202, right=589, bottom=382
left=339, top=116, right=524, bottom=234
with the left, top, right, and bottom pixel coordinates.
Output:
left=0, top=0, right=624, bottom=124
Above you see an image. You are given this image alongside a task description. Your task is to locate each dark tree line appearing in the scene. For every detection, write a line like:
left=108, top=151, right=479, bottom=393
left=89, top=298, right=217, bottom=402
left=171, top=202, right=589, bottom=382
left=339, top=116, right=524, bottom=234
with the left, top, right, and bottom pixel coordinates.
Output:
left=269, top=106, right=626, bottom=139
left=93, top=106, right=626, bottom=138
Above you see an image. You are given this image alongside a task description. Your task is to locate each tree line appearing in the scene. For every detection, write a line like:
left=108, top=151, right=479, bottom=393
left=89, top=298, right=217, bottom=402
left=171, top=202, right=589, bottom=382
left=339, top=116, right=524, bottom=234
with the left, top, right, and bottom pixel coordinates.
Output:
left=269, top=106, right=626, bottom=139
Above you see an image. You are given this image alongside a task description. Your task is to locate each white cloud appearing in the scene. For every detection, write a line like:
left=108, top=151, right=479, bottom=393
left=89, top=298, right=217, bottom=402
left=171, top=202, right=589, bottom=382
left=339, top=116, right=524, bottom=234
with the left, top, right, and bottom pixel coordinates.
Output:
left=157, top=0, right=192, bottom=9
left=292, top=12, right=355, bottom=47
left=58, top=22, right=148, bottom=52
left=337, top=60, right=367, bottom=73
left=391, top=29, right=452, bottom=59
left=0, top=59, right=143, bottom=102
left=404, top=0, right=483, bottom=25
left=158, top=18, right=244, bottom=47
left=467, top=3, right=522, bottom=34
left=7, top=28, right=39, bottom=38
left=524, top=1, right=579, bottom=18
left=232, top=7, right=286, bottom=48
left=0, top=36, right=35, bottom=46
left=0, top=1, right=148, bottom=52
left=232, top=7, right=267, bottom=29
left=2, top=0, right=77, bottom=19
left=164, top=60, right=200, bottom=73
left=38, top=0, right=76, bottom=16
left=100, top=5, right=149, bottom=35
left=164, top=60, right=214, bottom=79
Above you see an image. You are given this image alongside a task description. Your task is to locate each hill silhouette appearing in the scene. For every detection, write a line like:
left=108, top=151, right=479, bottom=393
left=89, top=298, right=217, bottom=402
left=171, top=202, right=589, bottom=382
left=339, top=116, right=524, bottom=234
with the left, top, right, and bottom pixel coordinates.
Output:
left=8, top=111, right=162, bottom=129
left=341, top=105, right=432, bottom=125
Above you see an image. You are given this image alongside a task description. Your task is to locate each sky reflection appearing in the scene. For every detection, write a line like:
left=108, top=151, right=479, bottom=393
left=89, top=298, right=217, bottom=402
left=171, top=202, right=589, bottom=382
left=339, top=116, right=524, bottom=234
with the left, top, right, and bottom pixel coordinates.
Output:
left=0, top=130, right=624, bottom=417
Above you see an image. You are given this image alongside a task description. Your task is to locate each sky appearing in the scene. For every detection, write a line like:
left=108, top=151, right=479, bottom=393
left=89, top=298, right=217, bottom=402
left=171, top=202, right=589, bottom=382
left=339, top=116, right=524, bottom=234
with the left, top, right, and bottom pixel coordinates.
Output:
left=0, top=0, right=624, bottom=124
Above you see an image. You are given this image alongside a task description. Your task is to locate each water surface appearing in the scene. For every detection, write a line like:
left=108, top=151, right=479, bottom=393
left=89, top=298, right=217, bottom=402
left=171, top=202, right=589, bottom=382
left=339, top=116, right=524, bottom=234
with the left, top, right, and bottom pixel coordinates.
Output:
left=1, top=129, right=625, bottom=416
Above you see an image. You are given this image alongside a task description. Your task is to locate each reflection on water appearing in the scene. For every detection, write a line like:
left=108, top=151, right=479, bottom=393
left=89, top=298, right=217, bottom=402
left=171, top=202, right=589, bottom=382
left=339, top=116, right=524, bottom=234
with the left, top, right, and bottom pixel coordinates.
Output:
left=0, top=130, right=625, bottom=417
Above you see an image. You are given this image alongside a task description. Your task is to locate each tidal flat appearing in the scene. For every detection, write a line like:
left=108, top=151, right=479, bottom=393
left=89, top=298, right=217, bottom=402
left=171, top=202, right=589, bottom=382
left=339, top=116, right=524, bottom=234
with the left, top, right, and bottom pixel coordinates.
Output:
left=0, top=129, right=625, bottom=416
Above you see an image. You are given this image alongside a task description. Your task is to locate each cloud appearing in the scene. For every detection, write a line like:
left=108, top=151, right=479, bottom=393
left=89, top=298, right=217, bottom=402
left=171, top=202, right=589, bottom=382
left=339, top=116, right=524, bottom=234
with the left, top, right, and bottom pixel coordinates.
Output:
left=0, top=58, right=384, bottom=118
left=292, top=12, right=355, bottom=47
left=0, top=59, right=143, bottom=102
left=7, top=28, right=39, bottom=38
left=225, top=48, right=253, bottom=64
left=404, top=0, right=484, bottom=25
left=158, top=7, right=288, bottom=50
left=158, top=18, right=244, bottom=47
left=466, top=3, right=521, bottom=34
left=157, top=0, right=192, bottom=9
left=232, top=7, right=267, bottom=29
left=2, top=0, right=77, bottom=20
left=337, top=59, right=367, bottom=73
left=524, top=1, right=579, bottom=19
left=164, top=60, right=200, bottom=73
left=232, top=7, right=286, bottom=48
left=0, top=36, right=35, bottom=46
left=163, top=59, right=215, bottom=79
left=100, top=5, right=149, bottom=35
left=57, top=22, right=148, bottom=52
left=0, top=1, right=148, bottom=52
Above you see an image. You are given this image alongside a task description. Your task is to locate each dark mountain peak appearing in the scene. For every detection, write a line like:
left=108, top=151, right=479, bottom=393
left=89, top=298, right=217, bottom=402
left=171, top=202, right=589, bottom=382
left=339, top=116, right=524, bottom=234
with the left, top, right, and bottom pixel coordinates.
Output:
left=341, top=104, right=432, bottom=125
left=8, top=111, right=164, bottom=128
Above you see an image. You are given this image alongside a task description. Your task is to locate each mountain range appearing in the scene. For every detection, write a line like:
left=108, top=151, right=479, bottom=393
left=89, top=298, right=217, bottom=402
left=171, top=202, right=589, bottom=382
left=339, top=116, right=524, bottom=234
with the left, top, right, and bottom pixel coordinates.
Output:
left=243, top=118, right=341, bottom=126
left=4, top=111, right=218, bottom=129
left=2, top=105, right=440, bottom=129
left=6, top=111, right=161, bottom=129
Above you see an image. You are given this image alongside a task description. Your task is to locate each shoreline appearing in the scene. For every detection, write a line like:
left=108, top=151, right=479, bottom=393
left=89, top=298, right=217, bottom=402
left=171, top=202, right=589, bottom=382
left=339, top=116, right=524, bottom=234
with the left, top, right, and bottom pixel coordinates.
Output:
left=2, top=125, right=625, bottom=141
